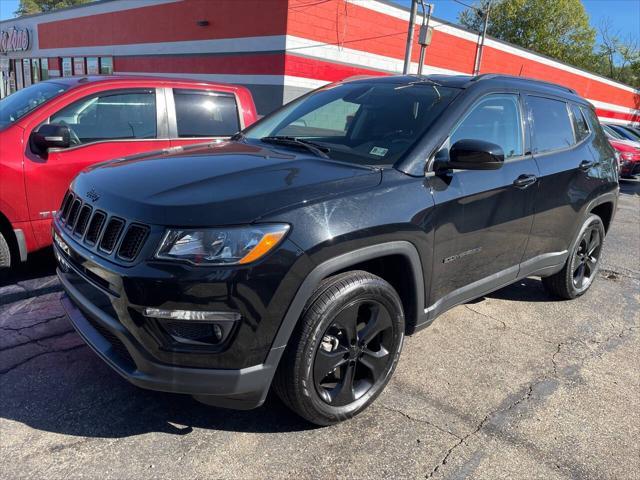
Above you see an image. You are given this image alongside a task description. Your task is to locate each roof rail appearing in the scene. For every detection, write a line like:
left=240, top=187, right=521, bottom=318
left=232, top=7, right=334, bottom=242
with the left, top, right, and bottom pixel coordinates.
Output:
left=472, top=73, right=577, bottom=95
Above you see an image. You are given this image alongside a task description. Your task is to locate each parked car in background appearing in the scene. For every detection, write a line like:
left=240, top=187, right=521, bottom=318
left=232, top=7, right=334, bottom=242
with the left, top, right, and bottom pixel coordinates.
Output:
left=605, top=123, right=640, bottom=142
left=601, top=124, right=640, bottom=178
left=0, top=76, right=257, bottom=273
left=609, top=139, right=640, bottom=178
left=53, top=74, right=618, bottom=425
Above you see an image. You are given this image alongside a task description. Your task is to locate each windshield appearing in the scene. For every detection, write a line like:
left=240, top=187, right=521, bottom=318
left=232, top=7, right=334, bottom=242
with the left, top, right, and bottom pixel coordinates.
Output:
left=244, top=81, right=460, bottom=166
left=0, top=82, right=69, bottom=129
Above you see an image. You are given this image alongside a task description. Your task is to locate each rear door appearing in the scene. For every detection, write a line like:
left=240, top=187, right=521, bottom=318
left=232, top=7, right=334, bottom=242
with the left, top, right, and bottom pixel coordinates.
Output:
left=427, top=92, right=539, bottom=312
left=521, top=95, right=602, bottom=268
left=23, top=87, right=170, bottom=247
left=167, top=88, right=242, bottom=148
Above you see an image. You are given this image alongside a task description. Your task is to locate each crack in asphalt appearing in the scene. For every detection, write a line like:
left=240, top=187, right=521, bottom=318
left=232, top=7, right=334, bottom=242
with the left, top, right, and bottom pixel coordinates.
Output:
left=0, top=329, right=75, bottom=352
left=0, top=344, right=85, bottom=376
left=423, top=320, right=637, bottom=479
left=464, top=304, right=558, bottom=346
left=0, top=314, right=66, bottom=332
left=378, top=404, right=462, bottom=440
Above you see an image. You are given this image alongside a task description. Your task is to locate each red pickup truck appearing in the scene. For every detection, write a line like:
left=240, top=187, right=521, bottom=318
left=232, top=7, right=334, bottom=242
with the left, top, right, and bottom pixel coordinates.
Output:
left=0, top=76, right=257, bottom=273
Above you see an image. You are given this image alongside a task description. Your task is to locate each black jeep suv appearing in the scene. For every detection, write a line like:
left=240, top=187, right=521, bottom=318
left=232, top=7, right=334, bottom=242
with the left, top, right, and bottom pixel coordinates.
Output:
left=54, top=74, right=618, bottom=425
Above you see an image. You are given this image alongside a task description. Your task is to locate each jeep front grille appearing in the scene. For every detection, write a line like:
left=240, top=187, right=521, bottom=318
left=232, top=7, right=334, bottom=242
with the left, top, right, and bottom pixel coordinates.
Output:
left=57, top=190, right=149, bottom=262
left=117, top=224, right=149, bottom=261
left=73, top=205, right=92, bottom=237
left=99, top=217, right=125, bottom=253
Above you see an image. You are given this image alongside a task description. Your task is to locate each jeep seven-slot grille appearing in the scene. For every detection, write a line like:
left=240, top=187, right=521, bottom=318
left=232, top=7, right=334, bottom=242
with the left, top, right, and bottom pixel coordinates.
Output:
left=85, top=211, right=106, bottom=245
left=99, top=217, right=125, bottom=253
left=73, top=205, right=92, bottom=237
left=66, top=199, right=82, bottom=229
left=117, top=224, right=149, bottom=261
left=57, top=190, right=149, bottom=262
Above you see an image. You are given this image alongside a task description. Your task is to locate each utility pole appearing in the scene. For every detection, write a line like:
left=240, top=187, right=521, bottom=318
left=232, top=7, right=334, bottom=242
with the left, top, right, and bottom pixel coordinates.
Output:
left=402, top=0, right=419, bottom=74
left=473, top=1, right=491, bottom=75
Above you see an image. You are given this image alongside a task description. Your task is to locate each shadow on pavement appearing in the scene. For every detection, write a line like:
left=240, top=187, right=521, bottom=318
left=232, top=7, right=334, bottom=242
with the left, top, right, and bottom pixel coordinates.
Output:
left=0, top=248, right=57, bottom=288
left=0, top=345, right=316, bottom=437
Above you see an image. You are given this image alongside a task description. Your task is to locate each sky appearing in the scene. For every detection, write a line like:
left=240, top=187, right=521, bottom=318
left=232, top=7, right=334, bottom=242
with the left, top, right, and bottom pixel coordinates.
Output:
left=0, top=0, right=638, bottom=40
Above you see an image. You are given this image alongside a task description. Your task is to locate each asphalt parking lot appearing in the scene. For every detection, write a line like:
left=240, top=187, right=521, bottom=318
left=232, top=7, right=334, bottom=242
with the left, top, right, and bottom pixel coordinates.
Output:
left=1, top=180, right=638, bottom=480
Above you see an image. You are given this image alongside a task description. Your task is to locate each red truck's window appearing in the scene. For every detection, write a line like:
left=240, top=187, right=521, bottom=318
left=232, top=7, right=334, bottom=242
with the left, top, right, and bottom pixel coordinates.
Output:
left=49, top=89, right=156, bottom=144
left=173, top=89, right=239, bottom=138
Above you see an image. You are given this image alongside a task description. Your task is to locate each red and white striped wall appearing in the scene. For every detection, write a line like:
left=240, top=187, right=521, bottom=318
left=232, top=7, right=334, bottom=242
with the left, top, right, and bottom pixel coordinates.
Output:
left=1, top=0, right=638, bottom=123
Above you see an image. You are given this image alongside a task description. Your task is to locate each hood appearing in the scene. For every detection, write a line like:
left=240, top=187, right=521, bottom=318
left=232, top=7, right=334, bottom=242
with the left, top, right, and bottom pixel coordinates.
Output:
left=71, top=141, right=381, bottom=226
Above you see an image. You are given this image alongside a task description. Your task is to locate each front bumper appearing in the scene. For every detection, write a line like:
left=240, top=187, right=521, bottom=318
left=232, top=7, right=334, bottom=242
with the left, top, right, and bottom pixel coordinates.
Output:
left=59, top=271, right=275, bottom=409
left=52, top=215, right=309, bottom=409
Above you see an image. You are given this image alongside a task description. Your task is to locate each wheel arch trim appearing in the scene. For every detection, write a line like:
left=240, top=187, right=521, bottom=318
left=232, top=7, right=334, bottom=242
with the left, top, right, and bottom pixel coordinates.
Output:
left=265, top=241, right=425, bottom=367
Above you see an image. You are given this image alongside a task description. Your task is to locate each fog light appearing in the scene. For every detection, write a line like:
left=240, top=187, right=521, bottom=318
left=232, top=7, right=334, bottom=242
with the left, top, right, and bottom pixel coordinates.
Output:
left=143, top=308, right=240, bottom=322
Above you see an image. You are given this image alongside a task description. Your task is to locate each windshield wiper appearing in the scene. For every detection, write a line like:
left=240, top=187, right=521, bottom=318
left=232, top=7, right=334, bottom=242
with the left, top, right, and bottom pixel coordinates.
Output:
left=230, top=131, right=245, bottom=141
left=260, top=136, right=330, bottom=158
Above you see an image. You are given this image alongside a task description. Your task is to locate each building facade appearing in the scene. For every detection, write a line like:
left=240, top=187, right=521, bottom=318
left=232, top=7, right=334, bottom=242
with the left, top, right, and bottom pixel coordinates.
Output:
left=0, top=0, right=638, bottom=124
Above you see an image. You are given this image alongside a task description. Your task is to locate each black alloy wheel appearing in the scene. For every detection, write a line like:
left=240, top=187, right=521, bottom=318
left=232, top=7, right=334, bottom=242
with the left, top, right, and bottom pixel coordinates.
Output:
left=314, top=299, right=394, bottom=406
left=274, top=271, right=405, bottom=425
left=571, top=223, right=602, bottom=291
left=542, top=214, right=606, bottom=299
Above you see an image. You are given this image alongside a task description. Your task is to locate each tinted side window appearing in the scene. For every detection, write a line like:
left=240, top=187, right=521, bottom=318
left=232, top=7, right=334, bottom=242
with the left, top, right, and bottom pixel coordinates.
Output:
left=450, top=94, right=523, bottom=158
left=570, top=104, right=590, bottom=141
left=528, top=96, right=574, bottom=153
left=173, top=90, right=239, bottom=137
left=50, top=90, right=156, bottom=144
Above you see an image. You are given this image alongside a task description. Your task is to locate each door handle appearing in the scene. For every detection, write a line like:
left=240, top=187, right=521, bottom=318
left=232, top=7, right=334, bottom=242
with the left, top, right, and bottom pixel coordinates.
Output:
left=579, top=160, right=596, bottom=171
left=513, top=174, right=537, bottom=188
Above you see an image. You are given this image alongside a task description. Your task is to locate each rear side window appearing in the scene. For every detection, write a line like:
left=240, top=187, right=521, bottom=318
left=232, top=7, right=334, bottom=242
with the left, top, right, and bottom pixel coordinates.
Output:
left=173, top=90, right=239, bottom=137
left=570, top=104, right=590, bottom=142
left=450, top=94, right=523, bottom=158
left=50, top=89, right=157, bottom=144
left=528, top=96, right=574, bottom=153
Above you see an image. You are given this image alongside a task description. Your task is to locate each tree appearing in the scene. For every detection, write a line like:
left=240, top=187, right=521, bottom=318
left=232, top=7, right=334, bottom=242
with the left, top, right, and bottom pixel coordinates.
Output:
left=14, top=0, right=93, bottom=16
left=458, top=0, right=597, bottom=70
left=596, top=18, right=640, bottom=87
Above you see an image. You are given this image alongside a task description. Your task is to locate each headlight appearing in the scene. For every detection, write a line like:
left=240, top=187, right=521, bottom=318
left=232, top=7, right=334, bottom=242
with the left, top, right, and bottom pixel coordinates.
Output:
left=155, top=224, right=290, bottom=265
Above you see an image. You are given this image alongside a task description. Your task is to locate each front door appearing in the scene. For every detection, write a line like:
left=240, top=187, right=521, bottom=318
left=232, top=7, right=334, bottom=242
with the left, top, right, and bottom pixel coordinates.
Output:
left=23, top=88, right=170, bottom=247
left=426, top=93, right=539, bottom=315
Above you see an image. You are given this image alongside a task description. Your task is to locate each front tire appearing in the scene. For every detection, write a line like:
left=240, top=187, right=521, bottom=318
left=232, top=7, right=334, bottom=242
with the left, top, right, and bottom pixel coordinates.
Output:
left=274, top=271, right=405, bottom=425
left=542, top=214, right=605, bottom=299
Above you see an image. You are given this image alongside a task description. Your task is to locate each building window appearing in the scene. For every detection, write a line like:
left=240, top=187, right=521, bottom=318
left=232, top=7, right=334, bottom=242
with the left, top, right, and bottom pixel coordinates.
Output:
left=99, top=57, right=113, bottom=74
left=62, top=57, right=72, bottom=77
left=22, top=58, right=31, bottom=87
left=87, top=57, right=99, bottom=75
left=73, top=57, right=85, bottom=75
left=31, top=58, right=40, bottom=83
left=40, top=58, right=49, bottom=80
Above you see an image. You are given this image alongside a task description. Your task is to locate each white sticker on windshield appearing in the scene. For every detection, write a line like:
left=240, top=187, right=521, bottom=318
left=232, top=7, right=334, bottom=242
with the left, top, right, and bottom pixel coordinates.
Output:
left=370, top=146, right=388, bottom=157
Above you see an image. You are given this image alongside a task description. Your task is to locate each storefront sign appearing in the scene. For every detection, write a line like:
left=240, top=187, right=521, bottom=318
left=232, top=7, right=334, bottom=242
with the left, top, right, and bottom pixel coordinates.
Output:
left=0, top=27, right=30, bottom=53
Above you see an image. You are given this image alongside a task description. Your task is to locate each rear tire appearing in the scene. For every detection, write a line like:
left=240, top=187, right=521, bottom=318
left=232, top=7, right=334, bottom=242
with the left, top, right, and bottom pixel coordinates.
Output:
left=542, top=214, right=605, bottom=299
left=274, top=271, right=405, bottom=426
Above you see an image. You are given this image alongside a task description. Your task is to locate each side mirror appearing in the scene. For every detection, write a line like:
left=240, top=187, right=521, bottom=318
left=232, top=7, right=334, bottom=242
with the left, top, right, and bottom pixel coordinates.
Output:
left=434, top=139, right=504, bottom=172
left=30, top=124, right=71, bottom=155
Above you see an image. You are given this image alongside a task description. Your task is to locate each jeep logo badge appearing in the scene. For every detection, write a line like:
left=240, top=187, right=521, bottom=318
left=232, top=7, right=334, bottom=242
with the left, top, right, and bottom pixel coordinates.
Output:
left=86, top=188, right=100, bottom=202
